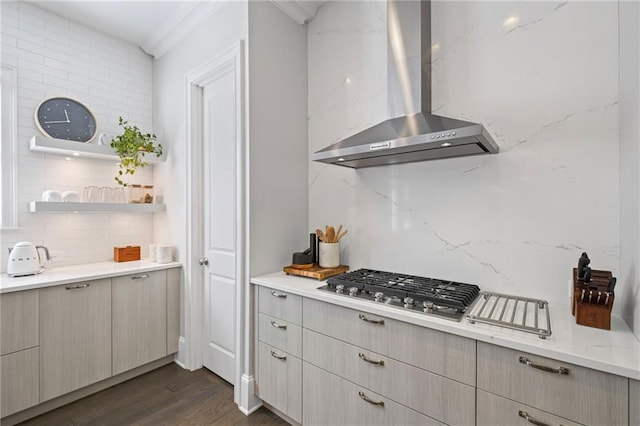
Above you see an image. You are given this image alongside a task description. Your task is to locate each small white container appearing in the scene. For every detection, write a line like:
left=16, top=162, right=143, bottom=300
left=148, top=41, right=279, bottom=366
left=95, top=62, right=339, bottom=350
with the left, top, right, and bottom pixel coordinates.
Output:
left=156, top=245, right=173, bottom=264
left=62, top=191, right=80, bottom=202
left=149, top=244, right=157, bottom=262
left=319, top=242, right=340, bottom=268
left=42, top=190, right=62, bottom=202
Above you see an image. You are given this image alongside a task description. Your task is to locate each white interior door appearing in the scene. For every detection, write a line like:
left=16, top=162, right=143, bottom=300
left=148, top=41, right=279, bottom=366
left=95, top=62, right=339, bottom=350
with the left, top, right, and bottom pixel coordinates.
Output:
left=201, top=64, right=237, bottom=385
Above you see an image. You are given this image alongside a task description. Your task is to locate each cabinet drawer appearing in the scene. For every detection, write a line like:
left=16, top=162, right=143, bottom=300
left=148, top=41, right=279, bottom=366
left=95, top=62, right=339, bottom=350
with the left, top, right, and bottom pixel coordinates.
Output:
left=303, top=298, right=476, bottom=385
left=477, top=390, right=581, bottom=426
left=258, top=313, right=301, bottom=358
left=303, top=328, right=474, bottom=425
left=1, top=347, right=39, bottom=417
left=1, top=290, right=39, bottom=355
left=303, top=362, right=445, bottom=426
left=477, top=342, right=628, bottom=425
left=257, top=342, right=301, bottom=423
left=258, top=286, right=302, bottom=325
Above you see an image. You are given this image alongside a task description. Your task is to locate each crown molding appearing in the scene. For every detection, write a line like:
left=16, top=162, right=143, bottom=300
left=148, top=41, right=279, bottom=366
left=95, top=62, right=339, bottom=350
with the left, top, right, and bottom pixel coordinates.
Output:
left=270, top=0, right=324, bottom=25
left=141, top=0, right=227, bottom=59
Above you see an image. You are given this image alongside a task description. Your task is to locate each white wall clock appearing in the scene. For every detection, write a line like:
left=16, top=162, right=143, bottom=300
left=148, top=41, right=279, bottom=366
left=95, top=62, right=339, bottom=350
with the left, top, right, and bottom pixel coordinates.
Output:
left=35, top=97, right=97, bottom=142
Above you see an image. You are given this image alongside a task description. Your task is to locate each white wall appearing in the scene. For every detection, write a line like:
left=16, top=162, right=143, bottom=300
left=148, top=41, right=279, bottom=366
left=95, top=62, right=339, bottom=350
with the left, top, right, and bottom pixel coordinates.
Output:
left=1, top=1, right=155, bottom=270
left=309, top=1, right=620, bottom=309
left=248, top=1, right=308, bottom=277
left=619, top=0, right=640, bottom=339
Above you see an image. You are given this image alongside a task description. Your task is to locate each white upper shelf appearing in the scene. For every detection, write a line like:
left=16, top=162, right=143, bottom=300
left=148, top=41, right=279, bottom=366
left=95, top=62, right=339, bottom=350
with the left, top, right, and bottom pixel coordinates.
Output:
left=29, top=201, right=166, bottom=213
left=30, top=135, right=167, bottom=162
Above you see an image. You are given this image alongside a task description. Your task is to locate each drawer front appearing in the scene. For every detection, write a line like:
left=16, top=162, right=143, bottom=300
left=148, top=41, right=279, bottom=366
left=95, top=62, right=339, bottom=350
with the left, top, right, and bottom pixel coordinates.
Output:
left=258, top=286, right=302, bottom=325
left=0, top=290, right=39, bottom=355
left=477, top=342, right=628, bottom=425
left=257, top=342, right=301, bottom=423
left=303, top=362, right=446, bottom=426
left=1, top=347, right=40, bottom=417
left=303, top=328, right=474, bottom=425
left=258, top=313, right=302, bottom=358
left=303, top=298, right=476, bottom=385
left=477, top=390, right=582, bottom=426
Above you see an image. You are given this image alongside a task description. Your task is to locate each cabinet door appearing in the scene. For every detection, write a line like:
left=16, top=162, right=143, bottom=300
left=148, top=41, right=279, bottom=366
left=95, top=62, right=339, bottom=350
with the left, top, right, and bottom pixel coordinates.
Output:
left=166, top=267, right=181, bottom=354
left=631, top=379, right=640, bottom=426
left=40, top=279, right=112, bottom=401
left=258, top=342, right=302, bottom=423
left=112, top=270, right=167, bottom=375
left=1, top=290, right=39, bottom=355
left=1, top=347, right=39, bottom=417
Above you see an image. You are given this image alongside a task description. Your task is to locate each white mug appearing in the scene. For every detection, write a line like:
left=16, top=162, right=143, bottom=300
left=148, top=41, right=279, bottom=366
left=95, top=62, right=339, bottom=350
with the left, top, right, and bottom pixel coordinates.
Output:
left=42, top=190, right=62, bottom=202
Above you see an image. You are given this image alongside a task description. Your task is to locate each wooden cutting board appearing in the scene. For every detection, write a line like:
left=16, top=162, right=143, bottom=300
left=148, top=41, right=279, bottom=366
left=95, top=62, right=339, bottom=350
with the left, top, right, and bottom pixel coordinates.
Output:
left=283, top=264, right=348, bottom=280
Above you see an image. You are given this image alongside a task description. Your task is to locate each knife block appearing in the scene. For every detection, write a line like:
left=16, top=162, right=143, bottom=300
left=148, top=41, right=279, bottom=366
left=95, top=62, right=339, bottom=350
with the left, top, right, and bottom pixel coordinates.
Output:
left=572, top=267, right=613, bottom=330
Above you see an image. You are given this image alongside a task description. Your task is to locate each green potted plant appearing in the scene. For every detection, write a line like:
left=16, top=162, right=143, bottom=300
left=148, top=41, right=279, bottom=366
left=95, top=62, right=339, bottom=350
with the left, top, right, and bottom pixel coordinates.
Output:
left=110, top=117, right=163, bottom=186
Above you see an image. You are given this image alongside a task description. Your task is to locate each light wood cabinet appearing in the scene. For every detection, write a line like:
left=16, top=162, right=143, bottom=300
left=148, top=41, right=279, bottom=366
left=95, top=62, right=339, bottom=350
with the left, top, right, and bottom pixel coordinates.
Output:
left=477, top=389, right=581, bottom=426
left=112, top=270, right=167, bottom=375
left=40, top=279, right=112, bottom=402
left=258, top=286, right=302, bottom=325
left=477, top=342, right=628, bottom=425
left=303, top=298, right=476, bottom=386
left=1, top=347, right=39, bottom=417
left=0, top=290, right=38, bottom=355
left=303, top=328, right=475, bottom=425
left=631, top=379, right=640, bottom=426
left=257, top=342, right=302, bottom=423
left=257, top=287, right=303, bottom=423
left=258, top=313, right=302, bottom=358
left=303, top=362, right=444, bottom=426
left=166, top=267, right=181, bottom=354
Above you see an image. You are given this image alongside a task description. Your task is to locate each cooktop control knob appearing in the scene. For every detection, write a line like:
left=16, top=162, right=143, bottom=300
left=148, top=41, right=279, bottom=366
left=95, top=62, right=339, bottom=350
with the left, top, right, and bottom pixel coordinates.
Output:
left=423, top=301, right=436, bottom=313
left=336, top=284, right=345, bottom=294
left=404, top=297, right=414, bottom=308
left=348, top=287, right=359, bottom=297
left=374, top=292, right=384, bottom=302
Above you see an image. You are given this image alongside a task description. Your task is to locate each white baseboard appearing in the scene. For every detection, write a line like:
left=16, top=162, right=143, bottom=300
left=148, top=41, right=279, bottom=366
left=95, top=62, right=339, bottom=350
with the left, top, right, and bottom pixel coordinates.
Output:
left=237, top=373, right=262, bottom=415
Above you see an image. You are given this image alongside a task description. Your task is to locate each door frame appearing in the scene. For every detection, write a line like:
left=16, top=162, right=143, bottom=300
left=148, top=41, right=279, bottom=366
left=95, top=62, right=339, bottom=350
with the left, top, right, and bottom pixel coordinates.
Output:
left=184, top=40, right=259, bottom=414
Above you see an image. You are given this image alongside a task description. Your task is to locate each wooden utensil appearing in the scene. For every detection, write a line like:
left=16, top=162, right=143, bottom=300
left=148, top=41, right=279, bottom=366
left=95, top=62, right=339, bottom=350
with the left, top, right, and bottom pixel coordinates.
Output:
left=316, top=228, right=326, bottom=242
left=336, top=228, right=348, bottom=242
left=326, top=226, right=335, bottom=243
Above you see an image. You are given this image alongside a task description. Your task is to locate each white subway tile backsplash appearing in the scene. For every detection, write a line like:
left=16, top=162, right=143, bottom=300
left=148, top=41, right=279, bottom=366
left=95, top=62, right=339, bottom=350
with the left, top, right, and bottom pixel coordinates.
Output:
left=3, top=1, right=155, bottom=272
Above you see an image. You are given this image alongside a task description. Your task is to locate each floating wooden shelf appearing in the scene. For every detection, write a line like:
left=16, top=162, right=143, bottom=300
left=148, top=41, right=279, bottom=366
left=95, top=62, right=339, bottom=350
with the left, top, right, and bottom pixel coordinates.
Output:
left=29, top=201, right=166, bottom=213
left=30, top=135, right=166, bottom=162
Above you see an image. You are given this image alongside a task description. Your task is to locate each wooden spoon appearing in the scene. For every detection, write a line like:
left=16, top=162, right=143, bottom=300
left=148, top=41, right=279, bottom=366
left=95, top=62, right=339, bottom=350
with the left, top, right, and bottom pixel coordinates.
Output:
left=316, top=228, right=326, bottom=242
left=336, top=228, right=348, bottom=242
left=326, top=226, right=335, bottom=243
left=336, top=225, right=343, bottom=242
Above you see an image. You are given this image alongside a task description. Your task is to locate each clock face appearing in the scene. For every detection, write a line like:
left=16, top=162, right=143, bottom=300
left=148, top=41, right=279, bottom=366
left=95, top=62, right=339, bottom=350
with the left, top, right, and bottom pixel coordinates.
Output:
left=35, top=97, right=97, bottom=142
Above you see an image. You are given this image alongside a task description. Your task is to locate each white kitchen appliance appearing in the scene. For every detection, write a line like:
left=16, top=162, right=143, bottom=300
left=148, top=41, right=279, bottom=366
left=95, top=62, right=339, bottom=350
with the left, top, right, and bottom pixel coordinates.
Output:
left=7, top=242, right=50, bottom=277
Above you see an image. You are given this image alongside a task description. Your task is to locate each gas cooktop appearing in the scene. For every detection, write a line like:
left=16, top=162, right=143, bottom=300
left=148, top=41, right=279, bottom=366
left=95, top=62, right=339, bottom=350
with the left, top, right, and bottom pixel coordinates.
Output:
left=318, top=268, right=480, bottom=321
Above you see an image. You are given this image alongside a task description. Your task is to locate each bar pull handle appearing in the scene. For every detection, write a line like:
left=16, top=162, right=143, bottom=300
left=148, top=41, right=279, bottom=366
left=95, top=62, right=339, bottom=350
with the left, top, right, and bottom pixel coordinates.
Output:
left=271, top=291, right=287, bottom=298
left=271, top=320, right=287, bottom=330
left=270, top=350, right=286, bottom=361
left=65, top=283, right=90, bottom=290
left=358, top=391, right=384, bottom=407
left=358, top=313, right=384, bottom=325
left=518, top=410, right=560, bottom=426
left=519, top=356, right=569, bottom=375
left=131, top=274, right=150, bottom=280
left=359, top=352, right=384, bottom=366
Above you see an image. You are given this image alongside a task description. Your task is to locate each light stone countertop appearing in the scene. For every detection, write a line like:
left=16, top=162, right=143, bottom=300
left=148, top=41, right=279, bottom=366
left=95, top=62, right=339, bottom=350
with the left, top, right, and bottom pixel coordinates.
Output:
left=0, top=260, right=181, bottom=293
left=252, top=271, right=640, bottom=381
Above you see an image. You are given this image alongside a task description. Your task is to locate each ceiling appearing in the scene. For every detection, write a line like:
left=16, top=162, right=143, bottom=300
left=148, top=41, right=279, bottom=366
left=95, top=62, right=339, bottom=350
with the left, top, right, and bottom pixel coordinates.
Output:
left=27, top=0, right=326, bottom=58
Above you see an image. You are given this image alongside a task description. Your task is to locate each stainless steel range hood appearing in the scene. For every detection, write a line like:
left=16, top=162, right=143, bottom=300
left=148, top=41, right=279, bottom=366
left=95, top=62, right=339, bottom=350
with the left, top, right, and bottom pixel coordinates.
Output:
left=311, top=0, right=498, bottom=168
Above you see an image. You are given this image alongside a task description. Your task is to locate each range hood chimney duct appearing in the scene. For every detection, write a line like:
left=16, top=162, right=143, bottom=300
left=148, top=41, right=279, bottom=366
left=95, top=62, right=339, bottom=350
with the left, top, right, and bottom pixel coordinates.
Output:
left=311, top=0, right=498, bottom=168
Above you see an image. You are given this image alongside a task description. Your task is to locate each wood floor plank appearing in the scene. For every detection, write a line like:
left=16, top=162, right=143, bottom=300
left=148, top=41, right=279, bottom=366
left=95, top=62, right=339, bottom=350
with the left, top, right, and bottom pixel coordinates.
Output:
left=18, top=364, right=288, bottom=426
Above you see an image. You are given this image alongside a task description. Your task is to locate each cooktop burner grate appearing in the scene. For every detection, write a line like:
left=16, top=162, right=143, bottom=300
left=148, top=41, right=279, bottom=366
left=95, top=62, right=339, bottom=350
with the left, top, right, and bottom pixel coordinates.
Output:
left=321, top=268, right=481, bottom=321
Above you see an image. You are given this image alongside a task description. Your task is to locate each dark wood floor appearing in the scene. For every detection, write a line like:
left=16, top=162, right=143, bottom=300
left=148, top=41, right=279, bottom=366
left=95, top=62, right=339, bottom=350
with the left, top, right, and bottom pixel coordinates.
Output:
left=19, top=364, right=289, bottom=425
